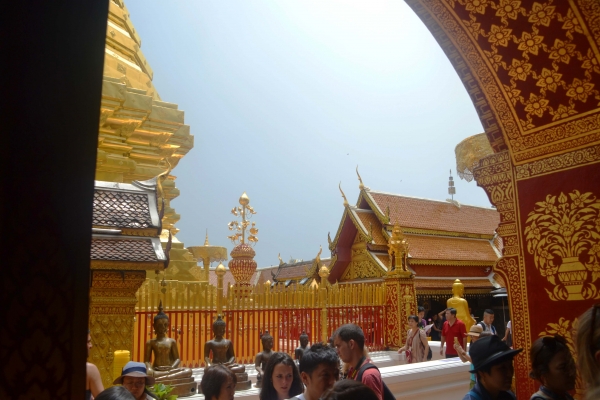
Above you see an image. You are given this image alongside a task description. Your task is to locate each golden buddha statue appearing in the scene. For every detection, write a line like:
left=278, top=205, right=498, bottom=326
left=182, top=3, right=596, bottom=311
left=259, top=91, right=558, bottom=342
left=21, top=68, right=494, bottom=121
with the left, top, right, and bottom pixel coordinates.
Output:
left=447, top=279, right=476, bottom=333
left=144, top=302, right=196, bottom=397
left=204, top=316, right=251, bottom=390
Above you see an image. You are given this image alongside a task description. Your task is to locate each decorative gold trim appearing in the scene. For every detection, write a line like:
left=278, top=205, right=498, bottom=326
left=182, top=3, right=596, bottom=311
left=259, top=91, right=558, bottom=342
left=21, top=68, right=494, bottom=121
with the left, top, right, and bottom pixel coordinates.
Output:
left=120, top=227, right=158, bottom=237
left=515, top=144, right=600, bottom=180
left=409, top=259, right=496, bottom=266
left=329, top=208, right=350, bottom=251
left=416, top=289, right=492, bottom=296
left=399, top=227, right=494, bottom=240
left=92, top=226, right=159, bottom=237
left=90, top=260, right=163, bottom=270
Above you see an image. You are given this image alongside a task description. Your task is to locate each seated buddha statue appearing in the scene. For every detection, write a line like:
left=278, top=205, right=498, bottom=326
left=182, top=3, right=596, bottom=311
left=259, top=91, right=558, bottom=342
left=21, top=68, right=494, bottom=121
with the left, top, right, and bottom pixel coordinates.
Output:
left=144, top=302, right=193, bottom=381
left=447, top=279, right=476, bottom=333
left=294, top=331, right=309, bottom=361
left=254, top=331, right=274, bottom=388
left=204, top=316, right=245, bottom=374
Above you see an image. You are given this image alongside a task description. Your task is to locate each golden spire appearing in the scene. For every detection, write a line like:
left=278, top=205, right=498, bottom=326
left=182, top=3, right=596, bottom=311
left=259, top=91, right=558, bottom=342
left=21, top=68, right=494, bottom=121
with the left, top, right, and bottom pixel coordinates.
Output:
left=316, top=245, right=322, bottom=263
left=204, top=229, right=210, bottom=246
left=278, top=253, right=284, bottom=266
left=339, top=182, right=349, bottom=207
left=228, top=192, right=258, bottom=245
left=356, top=165, right=365, bottom=190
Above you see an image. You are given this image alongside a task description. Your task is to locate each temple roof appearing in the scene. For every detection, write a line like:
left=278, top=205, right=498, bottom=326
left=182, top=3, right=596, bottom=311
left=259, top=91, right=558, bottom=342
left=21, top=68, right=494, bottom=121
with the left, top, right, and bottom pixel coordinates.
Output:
left=364, top=191, right=499, bottom=236
left=353, top=209, right=386, bottom=245
left=91, top=235, right=166, bottom=265
left=273, top=258, right=332, bottom=282
left=328, top=185, right=501, bottom=286
left=405, top=234, right=498, bottom=263
left=90, top=179, right=169, bottom=270
left=93, top=180, right=161, bottom=232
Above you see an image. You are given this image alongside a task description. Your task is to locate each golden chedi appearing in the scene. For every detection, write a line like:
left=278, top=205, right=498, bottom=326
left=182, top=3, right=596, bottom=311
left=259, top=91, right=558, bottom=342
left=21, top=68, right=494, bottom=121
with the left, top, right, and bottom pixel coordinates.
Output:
left=144, top=302, right=196, bottom=397
left=447, top=279, right=476, bottom=333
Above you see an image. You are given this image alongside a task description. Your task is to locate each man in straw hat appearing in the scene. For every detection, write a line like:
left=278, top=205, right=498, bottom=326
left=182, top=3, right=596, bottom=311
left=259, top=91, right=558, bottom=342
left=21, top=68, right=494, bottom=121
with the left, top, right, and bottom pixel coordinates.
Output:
left=454, top=325, right=493, bottom=389
left=462, top=335, right=522, bottom=400
left=113, top=361, right=156, bottom=400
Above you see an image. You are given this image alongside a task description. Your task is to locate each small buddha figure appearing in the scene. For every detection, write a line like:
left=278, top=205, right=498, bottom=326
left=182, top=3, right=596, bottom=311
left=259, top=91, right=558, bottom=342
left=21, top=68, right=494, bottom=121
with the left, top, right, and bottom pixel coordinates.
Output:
left=144, top=302, right=193, bottom=382
left=447, top=279, right=476, bottom=333
left=254, top=331, right=274, bottom=388
left=204, top=315, right=245, bottom=373
left=294, top=331, right=309, bottom=361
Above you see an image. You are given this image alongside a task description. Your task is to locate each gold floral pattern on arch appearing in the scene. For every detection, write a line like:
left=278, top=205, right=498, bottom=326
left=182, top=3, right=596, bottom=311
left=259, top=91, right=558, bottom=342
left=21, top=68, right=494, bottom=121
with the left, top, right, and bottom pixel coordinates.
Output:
left=452, top=0, right=600, bottom=141
left=524, top=190, right=600, bottom=301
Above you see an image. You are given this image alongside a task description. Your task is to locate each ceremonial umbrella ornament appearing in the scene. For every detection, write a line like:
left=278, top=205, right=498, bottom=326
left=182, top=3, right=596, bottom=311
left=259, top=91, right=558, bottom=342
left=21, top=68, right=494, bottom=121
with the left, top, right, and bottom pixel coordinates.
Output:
left=227, top=192, right=259, bottom=286
left=188, top=232, right=228, bottom=283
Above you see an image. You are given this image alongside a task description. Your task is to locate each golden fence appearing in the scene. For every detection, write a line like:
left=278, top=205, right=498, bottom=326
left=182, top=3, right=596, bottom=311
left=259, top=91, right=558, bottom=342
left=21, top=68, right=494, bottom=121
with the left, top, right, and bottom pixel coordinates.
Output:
left=134, top=280, right=386, bottom=367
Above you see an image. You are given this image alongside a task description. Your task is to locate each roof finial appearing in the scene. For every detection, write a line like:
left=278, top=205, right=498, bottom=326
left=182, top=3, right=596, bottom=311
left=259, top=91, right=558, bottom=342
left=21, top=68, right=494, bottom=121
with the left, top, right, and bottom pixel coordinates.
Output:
left=156, top=158, right=172, bottom=218
left=204, top=229, right=210, bottom=246
left=316, top=245, right=322, bottom=263
left=356, top=165, right=365, bottom=190
left=339, top=182, right=349, bottom=207
left=278, top=253, right=284, bottom=266
left=448, top=169, right=456, bottom=201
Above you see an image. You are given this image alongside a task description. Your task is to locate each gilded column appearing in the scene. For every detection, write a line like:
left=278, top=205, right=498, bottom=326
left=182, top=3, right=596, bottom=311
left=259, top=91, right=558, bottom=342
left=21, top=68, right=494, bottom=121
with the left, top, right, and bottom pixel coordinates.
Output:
left=384, top=225, right=417, bottom=348
left=89, top=270, right=146, bottom=388
left=215, top=262, right=226, bottom=316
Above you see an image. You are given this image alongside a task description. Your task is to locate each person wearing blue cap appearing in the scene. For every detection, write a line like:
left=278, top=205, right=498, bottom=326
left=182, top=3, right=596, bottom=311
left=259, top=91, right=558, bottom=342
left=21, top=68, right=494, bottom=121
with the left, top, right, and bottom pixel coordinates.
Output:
left=113, top=361, right=157, bottom=400
left=462, top=335, right=522, bottom=400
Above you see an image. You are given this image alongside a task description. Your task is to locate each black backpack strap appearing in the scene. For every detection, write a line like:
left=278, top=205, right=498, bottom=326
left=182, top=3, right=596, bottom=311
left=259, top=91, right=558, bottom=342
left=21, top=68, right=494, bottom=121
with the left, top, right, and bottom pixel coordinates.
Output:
left=356, top=362, right=378, bottom=381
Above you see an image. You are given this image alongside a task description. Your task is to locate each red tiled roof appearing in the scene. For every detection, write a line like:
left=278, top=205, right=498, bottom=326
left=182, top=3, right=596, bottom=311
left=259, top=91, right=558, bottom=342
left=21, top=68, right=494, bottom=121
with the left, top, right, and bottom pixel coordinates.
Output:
left=354, top=210, right=386, bottom=245
left=208, top=269, right=236, bottom=295
left=253, top=267, right=278, bottom=285
left=374, top=254, right=390, bottom=268
left=91, top=238, right=158, bottom=262
left=406, top=235, right=498, bottom=262
left=368, top=192, right=499, bottom=235
left=275, top=259, right=332, bottom=280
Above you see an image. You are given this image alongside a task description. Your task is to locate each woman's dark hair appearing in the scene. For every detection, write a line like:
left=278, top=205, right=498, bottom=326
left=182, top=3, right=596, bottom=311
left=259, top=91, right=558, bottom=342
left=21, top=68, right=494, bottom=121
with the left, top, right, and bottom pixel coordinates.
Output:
left=529, top=335, right=570, bottom=380
left=201, top=365, right=237, bottom=400
left=260, top=352, right=303, bottom=400
left=407, top=315, right=419, bottom=323
left=95, top=386, right=135, bottom=400
left=321, top=379, right=378, bottom=400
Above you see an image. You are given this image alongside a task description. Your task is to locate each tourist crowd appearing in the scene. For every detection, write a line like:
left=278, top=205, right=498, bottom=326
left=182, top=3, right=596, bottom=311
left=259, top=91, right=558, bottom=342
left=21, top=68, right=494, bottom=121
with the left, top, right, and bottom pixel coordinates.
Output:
left=90, top=304, right=600, bottom=400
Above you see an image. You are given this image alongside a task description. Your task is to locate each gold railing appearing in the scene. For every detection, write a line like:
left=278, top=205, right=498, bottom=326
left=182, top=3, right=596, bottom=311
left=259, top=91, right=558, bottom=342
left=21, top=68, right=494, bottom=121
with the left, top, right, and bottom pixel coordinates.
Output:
left=134, top=280, right=385, bottom=367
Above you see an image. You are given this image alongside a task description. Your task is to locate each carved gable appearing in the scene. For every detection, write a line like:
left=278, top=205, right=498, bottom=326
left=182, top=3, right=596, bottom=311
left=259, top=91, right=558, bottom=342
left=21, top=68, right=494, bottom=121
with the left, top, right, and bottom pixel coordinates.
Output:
left=340, top=233, right=386, bottom=280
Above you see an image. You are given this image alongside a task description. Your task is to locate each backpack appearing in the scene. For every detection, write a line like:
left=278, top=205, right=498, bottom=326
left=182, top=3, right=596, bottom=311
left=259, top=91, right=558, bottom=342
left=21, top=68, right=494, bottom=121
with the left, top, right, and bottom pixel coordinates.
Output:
left=356, top=363, right=395, bottom=400
left=478, top=322, right=496, bottom=335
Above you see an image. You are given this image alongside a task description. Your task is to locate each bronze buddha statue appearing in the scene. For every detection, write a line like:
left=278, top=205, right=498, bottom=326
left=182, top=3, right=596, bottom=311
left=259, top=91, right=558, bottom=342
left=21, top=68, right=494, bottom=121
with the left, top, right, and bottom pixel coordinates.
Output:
left=294, top=331, right=309, bottom=361
left=144, top=302, right=196, bottom=397
left=204, top=315, right=251, bottom=390
left=254, top=331, right=274, bottom=388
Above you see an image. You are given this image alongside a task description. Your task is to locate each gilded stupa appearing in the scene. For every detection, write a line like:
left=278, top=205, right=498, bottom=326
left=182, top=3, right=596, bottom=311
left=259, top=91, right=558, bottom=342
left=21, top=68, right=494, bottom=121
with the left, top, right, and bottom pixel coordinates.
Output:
left=90, top=0, right=198, bottom=386
left=98, top=0, right=197, bottom=280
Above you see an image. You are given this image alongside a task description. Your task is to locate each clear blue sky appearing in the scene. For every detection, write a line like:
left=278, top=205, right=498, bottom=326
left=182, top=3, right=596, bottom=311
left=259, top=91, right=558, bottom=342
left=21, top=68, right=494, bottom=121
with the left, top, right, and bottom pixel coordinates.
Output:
left=124, top=0, right=492, bottom=267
